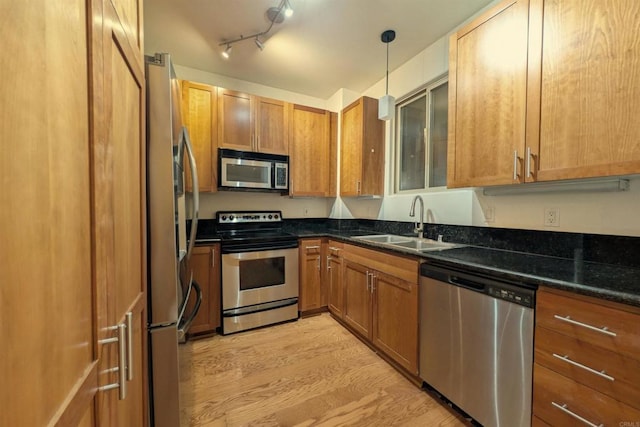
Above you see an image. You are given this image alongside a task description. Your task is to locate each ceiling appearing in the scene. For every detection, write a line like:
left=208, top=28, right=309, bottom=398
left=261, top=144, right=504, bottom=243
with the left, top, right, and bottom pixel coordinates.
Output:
left=144, top=0, right=494, bottom=99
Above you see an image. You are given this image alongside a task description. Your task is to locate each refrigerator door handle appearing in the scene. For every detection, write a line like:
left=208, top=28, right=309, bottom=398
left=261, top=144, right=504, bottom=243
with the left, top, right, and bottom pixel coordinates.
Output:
left=178, top=279, right=202, bottom=341
left=182, top=126, right=199, bottom=263
left=177, top=271, right=193, bottom=324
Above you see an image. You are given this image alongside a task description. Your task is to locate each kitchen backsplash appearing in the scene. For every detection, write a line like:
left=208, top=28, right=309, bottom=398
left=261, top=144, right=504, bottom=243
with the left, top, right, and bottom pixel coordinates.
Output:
left=192, top=218, right=640, bottom=269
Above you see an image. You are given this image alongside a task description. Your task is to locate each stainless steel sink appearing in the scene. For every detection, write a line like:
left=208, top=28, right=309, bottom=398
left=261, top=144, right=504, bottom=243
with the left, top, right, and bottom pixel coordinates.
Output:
left=354, top=234, right=462, bottom=252
left=354, top=234, right=413, bottom=244
left=391, top=239, right=460, bottom=252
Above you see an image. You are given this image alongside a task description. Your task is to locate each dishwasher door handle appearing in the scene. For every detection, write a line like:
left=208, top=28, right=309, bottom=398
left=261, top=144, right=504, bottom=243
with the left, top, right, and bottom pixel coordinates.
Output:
left=448, top=275, right=485, bottom=291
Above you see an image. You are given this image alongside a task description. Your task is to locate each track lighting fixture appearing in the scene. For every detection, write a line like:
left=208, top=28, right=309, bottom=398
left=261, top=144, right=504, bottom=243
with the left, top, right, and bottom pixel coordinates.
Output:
left=283, top=0, right=293, bottom=17
left=218, top=0, right=293, bottom=58
left=222, top=44, right=232, bottom=59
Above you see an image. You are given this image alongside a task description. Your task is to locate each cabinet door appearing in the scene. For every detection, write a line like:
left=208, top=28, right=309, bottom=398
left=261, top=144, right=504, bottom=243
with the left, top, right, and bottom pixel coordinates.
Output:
left=340, top=99, right=363, bottom=196
left=447, top=0, right=530, bottom=188
left=2, top=1, right=97, bottom=425
left=342, top=260, right=372, bottom=338
left=360, top=97, right=385, bottom=196
left=218, top=88, right=254, bottom=151
left=327, top=252, right=344, bottom=319
left=290, top=104, right=331, bottom=196
left=98, top=0, right=147, bottom=424
left=531, top=0, right=640, bottom=181
left=182, top=81, right=217, bottom=192
left=371, top=271, right=419, bottom=374
left=186, top=245, right=221, bottom=336
left=256, top=96, right=289, bottom=155
left=299, top=240, right=323, bottom=312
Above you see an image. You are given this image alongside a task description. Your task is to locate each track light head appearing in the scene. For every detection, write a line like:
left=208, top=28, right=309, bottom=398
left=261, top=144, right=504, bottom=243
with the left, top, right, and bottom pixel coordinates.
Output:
left=222, top=44, right=232, bottom=59
left=284, top=0, right=293, bottom=17
left=255, top=37, right=264, bottom=51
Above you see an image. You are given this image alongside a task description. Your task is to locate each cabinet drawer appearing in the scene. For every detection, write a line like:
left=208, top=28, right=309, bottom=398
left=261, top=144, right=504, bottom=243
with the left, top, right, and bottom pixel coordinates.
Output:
left=536, top=289, right=640, bottom=359
left=342, top=243, right=418, bottom=283
left=535, top=326, right=640, bottom=410
left=533, top=363, right=640, bottom=426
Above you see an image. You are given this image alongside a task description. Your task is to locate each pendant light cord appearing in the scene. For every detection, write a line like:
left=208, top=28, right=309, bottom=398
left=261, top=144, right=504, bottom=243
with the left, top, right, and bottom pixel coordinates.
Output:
left=386, top=42, right=389, bottom=95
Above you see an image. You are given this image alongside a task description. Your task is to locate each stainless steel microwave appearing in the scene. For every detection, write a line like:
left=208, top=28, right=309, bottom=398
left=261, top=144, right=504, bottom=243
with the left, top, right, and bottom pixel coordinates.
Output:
left=218, top=148, right=289, bottom=192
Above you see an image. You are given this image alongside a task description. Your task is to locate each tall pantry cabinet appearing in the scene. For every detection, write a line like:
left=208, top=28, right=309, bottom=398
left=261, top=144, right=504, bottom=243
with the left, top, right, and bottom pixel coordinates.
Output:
left=1, top=0, right=147, bottom=425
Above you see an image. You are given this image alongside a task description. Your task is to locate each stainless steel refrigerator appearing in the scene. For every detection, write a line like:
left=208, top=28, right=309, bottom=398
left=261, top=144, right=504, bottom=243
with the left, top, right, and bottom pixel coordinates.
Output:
left=145, top=52, right=201, bottom=426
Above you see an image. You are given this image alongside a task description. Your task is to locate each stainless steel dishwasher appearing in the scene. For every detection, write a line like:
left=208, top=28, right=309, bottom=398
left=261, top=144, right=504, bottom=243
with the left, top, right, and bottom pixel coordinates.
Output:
left=420, top=263, right=535, bottom=427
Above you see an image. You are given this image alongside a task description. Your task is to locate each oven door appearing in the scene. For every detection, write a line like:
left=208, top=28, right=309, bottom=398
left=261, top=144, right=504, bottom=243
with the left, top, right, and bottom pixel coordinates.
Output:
left=221, top=247, right=299, bottom=310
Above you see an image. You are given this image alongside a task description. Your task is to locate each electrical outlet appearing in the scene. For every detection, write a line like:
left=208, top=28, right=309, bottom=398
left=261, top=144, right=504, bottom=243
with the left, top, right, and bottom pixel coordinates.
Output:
left=544, top=207, right=560, bottom=227
left=484, top=206, right=495, bottom=223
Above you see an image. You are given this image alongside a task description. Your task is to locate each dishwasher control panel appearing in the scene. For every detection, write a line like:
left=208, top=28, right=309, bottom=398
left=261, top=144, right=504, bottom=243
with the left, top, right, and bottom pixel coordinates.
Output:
left=488, top=286, right=534, bottom=308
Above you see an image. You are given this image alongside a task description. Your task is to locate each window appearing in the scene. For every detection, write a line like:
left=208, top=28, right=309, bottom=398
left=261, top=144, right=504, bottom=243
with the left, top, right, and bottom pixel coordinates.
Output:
left=395, top=78, right=448, bottom=192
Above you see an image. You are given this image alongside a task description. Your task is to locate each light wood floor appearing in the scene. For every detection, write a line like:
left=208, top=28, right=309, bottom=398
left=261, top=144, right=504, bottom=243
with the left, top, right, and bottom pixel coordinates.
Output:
left=179, top=313, right=468, bottom=427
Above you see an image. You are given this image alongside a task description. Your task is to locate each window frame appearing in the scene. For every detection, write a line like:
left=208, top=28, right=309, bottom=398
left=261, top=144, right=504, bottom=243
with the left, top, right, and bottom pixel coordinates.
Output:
left=393, top=74, right=449, bottom=194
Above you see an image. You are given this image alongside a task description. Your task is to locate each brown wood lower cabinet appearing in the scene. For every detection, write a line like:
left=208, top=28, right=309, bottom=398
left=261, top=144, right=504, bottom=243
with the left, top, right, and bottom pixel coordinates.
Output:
left=326, top=241, right=344, bottom=318
left=186, top=244, right=221, bottom=337
left=299, top=238, right=327, bottom=314
left=533, top=287, right=640, bottom=425
left=341, top=244, right=419, bottom=375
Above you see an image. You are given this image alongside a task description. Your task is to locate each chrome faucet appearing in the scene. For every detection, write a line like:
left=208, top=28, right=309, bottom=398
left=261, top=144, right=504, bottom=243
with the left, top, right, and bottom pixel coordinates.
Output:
left=409, top=195, right=424, bottom=238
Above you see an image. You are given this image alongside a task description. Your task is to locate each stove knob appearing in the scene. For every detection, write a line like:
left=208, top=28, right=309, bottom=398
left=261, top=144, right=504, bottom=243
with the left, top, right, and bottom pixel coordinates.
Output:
left=229, top=215, right=235, bottom=221
left=221, top=215, right=227, bottom=221
left=274, top=214, right=279, bottom=219
left=268, top=214, right=273, bottom=219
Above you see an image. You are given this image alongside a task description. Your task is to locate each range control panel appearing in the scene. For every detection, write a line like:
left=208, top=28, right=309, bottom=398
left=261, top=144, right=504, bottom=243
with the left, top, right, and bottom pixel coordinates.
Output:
left=487, top=286, right=534, bottom=308
left=217, top=211, right=283, bottom=224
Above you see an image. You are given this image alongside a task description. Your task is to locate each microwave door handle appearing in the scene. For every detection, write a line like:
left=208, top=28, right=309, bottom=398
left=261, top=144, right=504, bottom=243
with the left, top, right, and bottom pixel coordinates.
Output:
left=182, top=127, right=199, bottom=262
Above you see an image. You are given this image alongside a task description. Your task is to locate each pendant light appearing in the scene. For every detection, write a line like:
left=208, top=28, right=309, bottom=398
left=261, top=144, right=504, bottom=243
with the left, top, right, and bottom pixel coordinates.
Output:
left=378, top=29, right=396, bottom=121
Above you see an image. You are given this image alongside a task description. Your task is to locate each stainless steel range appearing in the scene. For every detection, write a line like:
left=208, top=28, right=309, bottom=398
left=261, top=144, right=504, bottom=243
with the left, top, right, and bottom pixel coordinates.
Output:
left=217, top=211, right=299, bottom=334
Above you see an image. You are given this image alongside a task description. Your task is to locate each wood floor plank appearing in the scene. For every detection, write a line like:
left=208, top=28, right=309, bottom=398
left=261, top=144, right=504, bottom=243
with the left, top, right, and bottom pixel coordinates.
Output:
left=179, top=313, right=468, bottom=427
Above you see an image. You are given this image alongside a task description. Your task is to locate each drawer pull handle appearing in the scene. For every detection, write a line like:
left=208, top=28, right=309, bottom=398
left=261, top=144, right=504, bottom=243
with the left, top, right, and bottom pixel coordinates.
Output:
left=553, top=315, right=617, bottom=337
left=552, top=353, right=614, bottom=381
left=305, top=245, right=320, bottom=250
left=551, top=402, right=603, bottom=427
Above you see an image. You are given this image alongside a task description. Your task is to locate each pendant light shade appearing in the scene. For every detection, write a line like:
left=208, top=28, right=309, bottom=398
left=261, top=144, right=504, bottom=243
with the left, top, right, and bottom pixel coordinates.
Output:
left=378, top=29, right=396, bottom=121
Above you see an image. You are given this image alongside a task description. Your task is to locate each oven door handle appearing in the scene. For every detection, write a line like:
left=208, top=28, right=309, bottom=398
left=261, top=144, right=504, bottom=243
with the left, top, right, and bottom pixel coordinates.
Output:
left=222, top=241, right=299, bottom=254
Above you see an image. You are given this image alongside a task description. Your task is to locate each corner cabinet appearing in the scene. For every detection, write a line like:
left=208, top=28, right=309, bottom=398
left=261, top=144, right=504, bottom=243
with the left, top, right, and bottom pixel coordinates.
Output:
left=533, top=287, right=640, bottom=425
left=340, top=97, right=385, bottom=196
left=186, top=245, right=221, bottom=337
left=217, top=88, right=289, bottom=155
left=289, top=104, right=336, bottom=196
left=342, top=244, right=419, bottom=375
left=448, top=0, right=640, bottom=188
left=182, top=80, right=218, bottom=192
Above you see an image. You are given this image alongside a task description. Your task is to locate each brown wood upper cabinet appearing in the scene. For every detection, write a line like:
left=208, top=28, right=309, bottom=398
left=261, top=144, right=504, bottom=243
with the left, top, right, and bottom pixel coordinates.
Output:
left=448, top=0, right=640, bottom=188
left=217, top=88, right=289, bottom=155
left=289, top=104, right=337, bottom=196
left=340, top=97, right=385, bottom=196
left=342, top=244, right=419, bottom=375
left=182, top=80, right=218, bottom=192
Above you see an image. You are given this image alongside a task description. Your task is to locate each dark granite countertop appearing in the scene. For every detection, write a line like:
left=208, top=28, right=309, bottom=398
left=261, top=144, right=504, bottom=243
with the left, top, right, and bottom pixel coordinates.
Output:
left=299, top=232, right=640, bottom=308
left=194, top=219, right=640, bottom=308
